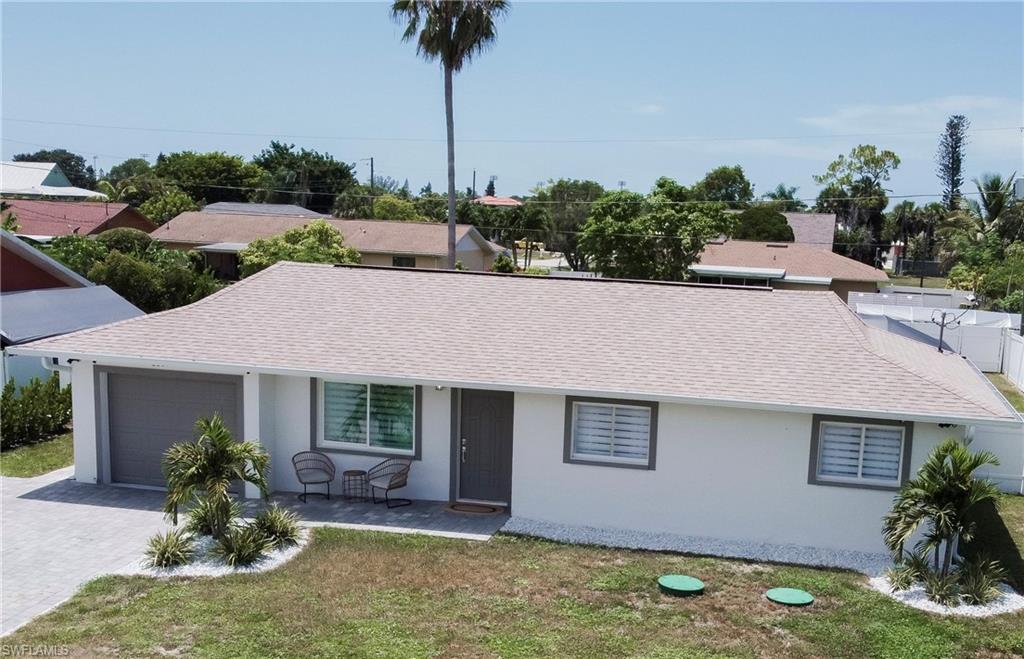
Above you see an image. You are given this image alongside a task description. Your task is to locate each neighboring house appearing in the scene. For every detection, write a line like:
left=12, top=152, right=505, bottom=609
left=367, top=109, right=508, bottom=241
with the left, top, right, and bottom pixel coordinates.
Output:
left=11, top=263, right=1021, bottom=556
left=0, top=230, right=142, bottom=386
left=201, top=202, right=324, bottom=217
left=152, top=212, right=502, bottom=276
left=472, top=195, right=523, bottom=207
left=2, top=199, right=156, bottom=240
left=693, top=239, right=888, bottom=300
left=0, top=161, right=106, bottom=200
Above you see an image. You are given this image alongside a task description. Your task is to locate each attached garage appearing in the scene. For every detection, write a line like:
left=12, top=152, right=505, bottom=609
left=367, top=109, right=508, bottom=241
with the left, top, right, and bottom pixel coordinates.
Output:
left=102, top=369, right=243, bottom=487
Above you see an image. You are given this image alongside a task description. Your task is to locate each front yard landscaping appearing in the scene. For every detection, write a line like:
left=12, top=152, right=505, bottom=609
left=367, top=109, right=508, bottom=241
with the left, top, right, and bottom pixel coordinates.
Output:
left=0, top=431, right=73, bottom=477
left=7, top=528, right=1024, bottom=658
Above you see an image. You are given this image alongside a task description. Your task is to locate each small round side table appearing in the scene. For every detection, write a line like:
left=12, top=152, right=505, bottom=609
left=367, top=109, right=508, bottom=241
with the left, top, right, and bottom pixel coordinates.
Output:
left=342, top=469, right=368, bottom=502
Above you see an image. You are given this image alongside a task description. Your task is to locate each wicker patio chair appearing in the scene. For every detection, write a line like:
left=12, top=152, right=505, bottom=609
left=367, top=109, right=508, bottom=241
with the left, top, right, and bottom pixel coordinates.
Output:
left=367, top=457, right=412, bottom=508
left=291, top=451, right=336, bottom=502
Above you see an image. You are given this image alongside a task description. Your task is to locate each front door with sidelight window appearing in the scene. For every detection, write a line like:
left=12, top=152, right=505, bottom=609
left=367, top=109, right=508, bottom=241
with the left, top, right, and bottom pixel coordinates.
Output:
left=457, top=389, right=514, bottom=505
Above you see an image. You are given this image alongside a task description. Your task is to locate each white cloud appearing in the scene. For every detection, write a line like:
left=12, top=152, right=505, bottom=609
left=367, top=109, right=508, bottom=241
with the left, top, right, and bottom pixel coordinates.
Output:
left=631, top=103, right=665, bottom=115
left=797, top=95, right=1020, bottom=162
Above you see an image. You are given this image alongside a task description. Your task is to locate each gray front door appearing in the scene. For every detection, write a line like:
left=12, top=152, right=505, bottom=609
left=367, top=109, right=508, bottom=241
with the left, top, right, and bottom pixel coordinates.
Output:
left=458, top=389, right=514, bottom=504
left=107, top=370, right=242, bottom=487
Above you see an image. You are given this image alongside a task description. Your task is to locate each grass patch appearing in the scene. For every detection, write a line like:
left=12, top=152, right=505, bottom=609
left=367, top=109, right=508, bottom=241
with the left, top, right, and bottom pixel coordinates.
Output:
left=0, top=432, right=73, bottom=477
left=7, top=528, right=1024, bottom=657
left=987, top=373, right=1024, bottom=412
left=887, top=275, right=949, bottom=289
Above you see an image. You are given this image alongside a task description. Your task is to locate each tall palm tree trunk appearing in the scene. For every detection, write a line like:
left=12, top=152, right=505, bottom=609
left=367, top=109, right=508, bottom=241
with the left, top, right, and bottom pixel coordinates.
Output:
left=444, top=63, right=457, bottom=269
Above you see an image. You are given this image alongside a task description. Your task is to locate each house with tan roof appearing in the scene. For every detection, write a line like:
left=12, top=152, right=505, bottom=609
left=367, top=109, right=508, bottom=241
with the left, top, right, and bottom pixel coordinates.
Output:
left=693, top=239, right=888, bottom=301
left=11, top=264, right=1022, bottom=560
left=153, top=211, right=502, bottom=277
left=2, top=199, right=156, bottom=240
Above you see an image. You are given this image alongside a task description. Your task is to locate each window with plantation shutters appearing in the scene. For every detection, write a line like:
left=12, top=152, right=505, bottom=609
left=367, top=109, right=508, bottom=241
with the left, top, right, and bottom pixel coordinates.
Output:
left=320, top=380, right=416, bottom=454
left=570, top=401, right=653, bottom=467
left=816, top=421, right=905, bottom=485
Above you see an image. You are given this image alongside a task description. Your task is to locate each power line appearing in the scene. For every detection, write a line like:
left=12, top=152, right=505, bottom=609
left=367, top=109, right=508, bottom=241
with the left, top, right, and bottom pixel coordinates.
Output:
left=4, top=117, right=1020, bottom=145
left=0, top=161, right=995, bottom=206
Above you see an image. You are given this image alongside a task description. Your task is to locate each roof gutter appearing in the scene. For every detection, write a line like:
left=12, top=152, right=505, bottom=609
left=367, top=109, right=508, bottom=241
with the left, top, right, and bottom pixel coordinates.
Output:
left=10, top=346, right=1020, bottom=428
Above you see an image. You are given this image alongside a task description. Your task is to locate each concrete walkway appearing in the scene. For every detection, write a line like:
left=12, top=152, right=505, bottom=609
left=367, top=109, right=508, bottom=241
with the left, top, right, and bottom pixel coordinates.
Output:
left=1, top=468, right=171, bottom=635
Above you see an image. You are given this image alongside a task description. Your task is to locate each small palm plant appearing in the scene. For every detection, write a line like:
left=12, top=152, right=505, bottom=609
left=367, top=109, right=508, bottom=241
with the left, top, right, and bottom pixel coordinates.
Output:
left=882, top=438, right=1004, bottom=603
left=162, top=414, right=270, bottom=540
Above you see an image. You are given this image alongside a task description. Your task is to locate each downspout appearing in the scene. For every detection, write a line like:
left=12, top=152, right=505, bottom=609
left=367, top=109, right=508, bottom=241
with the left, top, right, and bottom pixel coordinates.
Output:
left=41, top=356, right=72, bottom=386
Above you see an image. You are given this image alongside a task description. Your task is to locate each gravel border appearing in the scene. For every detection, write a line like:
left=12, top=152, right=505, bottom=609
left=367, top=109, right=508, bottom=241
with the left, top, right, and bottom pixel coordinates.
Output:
left=117, top=529, right=310, bottom=578
left=501, top=517, right=892, bottom=575
left=868, top=576, right=1024, bottom=617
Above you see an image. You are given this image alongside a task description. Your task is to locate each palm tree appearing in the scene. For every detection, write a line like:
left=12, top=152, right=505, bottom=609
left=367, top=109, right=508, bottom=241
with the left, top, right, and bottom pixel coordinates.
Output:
left=162, top=414, right=270, bottom=539
left=92, top=179, right=139, bottom=203
left=882, top=439, right=1000, bottom=578
left=391, top=0, right=509, bottom=268
left=967, top=172, right=1016, bottom=226
left=761, top=183, right=807, bottom=212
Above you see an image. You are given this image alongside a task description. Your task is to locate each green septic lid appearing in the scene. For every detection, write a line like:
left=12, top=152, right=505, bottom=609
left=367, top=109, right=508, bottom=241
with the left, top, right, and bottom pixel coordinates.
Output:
left=657, top=575, right=705, bottom=596
left=765, top=587, right=814, bottom=606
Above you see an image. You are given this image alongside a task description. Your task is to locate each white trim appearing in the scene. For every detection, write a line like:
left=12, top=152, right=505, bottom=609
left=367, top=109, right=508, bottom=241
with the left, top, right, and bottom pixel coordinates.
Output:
left=10, top=349, right=1021, bottom=427
left=782, top=274, right=833, bottom=286
left=816, top=420, right=905, bottom=487
left=689, top=264, right=786, bottom=279
left=316, top=378, right=417, bottom=456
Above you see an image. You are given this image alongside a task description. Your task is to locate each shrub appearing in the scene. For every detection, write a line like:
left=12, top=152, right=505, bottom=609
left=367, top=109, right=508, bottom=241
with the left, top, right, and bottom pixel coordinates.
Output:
left=0, top=373, right=72, bottom=451
left=958, top=555, right=1007, bottom=605
left=212, top=523, right=273, bottom=567
left=185, top=496, right=241, bottom=537
left=97, top=227, right=153, bottom=256
left=886, top=563, right=917, bottom=592
left=490, top=253, right=515, bottom=273
left=921, top=568, right=960, bottom=606
left=253, top=505, right=301, bottom=548
left=46, top=234, right=108, bottom=276
left=144, top=528, right=195, bottom=568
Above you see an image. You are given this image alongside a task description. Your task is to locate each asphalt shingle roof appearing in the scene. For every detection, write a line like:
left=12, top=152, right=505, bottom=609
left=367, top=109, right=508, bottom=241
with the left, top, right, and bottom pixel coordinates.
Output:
left=699, top=240, right=889, bottom=282
left=152, top=213, right=497, bottom=256
left=14, top=263, right=1016, bottom=424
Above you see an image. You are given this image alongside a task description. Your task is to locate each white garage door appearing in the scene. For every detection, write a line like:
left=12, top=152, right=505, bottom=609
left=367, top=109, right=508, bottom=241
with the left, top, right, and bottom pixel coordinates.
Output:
left=106, top=370, right=242, bottom=487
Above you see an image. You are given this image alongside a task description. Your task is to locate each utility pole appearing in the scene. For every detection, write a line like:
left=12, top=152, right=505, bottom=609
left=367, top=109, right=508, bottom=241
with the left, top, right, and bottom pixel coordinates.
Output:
left=472, top=169, right=477, bottom=199
left=931, top=308, right=970, bottom=353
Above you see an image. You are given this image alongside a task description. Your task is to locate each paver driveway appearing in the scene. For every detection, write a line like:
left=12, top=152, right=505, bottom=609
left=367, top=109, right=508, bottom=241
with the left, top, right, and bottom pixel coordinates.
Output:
left=1, top=467, right=170, bottom=635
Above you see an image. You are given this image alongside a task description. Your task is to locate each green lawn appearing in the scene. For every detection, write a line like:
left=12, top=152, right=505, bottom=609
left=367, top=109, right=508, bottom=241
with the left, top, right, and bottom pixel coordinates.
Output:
left=7, top=529, right=1024, bottom=658
left=987, top=373, right=1024, bottom=412
left=887, top=275, right=950, bottom=289
left=0, top=432, right=73, bottom=477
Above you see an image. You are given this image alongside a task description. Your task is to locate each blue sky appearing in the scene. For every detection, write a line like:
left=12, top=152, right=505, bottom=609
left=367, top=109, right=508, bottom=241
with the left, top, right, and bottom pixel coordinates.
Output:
left=2, top=2, right=1021, bottom=204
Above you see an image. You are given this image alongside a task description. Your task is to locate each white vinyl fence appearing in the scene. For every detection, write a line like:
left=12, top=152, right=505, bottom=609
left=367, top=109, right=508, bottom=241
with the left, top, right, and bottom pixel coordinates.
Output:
left=969, top=420, right=1024, bottom=495
left=855, top=303, right=1012, bottom=372
left=1003, top=331, right=1024, bottom=391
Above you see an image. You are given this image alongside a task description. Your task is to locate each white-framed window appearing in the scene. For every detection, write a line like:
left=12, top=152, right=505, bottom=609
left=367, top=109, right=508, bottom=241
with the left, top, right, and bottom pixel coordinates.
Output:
left=815, top=421, right=906, bottom=486
left=319, top=380, right=416, bottom=455
left=568, top=400, right=654, bottom=468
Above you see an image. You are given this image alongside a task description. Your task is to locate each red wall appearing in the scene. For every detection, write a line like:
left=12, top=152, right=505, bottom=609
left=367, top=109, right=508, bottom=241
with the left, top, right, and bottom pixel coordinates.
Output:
left=1, top=246, right=69, bottom=292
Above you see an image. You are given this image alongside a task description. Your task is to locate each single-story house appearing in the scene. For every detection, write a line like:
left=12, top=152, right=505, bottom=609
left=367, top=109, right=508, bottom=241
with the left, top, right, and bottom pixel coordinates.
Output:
left=152, top=212, right=503, bottom=276
left=0, top=161, right=107, bottom=200
left=472, top=195, right=523, bottom=208
left=11, top=263, right=1021, bottom=555
left=0, top=230, right=142, bottom=386
left=201, top=202, right=324, bottom=217
left=693, top=239, right=888, bottom=300
left=2, top=199, right=156, bottom=241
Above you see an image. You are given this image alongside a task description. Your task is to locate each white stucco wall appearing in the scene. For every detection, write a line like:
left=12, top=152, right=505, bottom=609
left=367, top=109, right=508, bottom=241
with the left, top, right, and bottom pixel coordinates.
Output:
left=69, top=360, right=98, bottom=484
left=263, top=375, right=452, bottom=501
left=510, top=393, right=962, bottom=554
